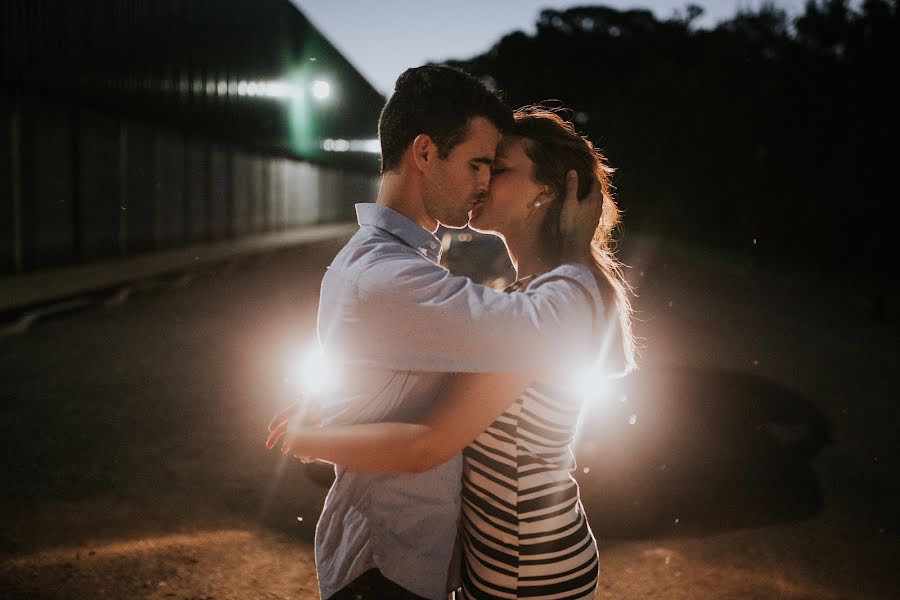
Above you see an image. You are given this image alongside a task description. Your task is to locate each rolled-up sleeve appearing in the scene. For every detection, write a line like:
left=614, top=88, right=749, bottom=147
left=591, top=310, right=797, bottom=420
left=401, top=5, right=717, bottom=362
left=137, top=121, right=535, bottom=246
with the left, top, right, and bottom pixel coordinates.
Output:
left=342, top=248, right=603, bottom=372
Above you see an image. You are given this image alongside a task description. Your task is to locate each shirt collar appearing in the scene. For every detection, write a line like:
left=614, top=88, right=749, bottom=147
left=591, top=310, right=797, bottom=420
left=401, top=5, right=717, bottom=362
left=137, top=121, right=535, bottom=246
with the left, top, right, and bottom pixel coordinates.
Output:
left=356, top=203, right=443, bottom=263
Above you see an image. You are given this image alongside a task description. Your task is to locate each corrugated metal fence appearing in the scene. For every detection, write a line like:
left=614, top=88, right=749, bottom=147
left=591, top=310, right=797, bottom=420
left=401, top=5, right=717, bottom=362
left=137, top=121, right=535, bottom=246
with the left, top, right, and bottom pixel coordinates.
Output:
left=0, top=95, right=378, bottom=275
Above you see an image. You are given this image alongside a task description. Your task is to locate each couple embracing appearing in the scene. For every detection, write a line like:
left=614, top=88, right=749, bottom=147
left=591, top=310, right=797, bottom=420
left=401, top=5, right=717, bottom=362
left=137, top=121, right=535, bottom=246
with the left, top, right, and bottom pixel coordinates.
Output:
left=267, top=65, right=636, bottom=600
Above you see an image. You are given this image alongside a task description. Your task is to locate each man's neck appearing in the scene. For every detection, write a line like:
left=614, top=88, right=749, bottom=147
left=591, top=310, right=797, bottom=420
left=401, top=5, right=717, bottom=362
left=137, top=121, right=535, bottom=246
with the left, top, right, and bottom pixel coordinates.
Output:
left=376, top=172, right=438, bottom=233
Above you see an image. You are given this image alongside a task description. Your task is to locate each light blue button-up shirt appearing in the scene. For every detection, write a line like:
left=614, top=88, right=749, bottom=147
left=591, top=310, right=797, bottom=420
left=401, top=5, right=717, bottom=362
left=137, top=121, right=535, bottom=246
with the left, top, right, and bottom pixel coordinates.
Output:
left=314, top=203, right=604, bottom=600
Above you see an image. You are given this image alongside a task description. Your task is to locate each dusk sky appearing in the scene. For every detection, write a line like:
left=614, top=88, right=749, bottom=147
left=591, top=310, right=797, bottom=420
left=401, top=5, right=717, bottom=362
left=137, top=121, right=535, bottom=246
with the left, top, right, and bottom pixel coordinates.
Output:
left=291, top=0, right=806, bottom=95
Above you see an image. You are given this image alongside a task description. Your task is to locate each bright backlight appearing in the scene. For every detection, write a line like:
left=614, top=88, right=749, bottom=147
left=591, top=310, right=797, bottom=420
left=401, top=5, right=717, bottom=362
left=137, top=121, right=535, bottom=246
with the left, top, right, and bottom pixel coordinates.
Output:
left=287, top=346, right=337, bottom=394
left=572, top=363, right=605, bottom=401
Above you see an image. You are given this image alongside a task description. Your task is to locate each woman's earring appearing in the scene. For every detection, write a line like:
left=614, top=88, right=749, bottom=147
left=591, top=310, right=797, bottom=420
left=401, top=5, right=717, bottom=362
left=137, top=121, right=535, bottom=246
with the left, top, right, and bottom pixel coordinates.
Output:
left=533, top=200, right=542, bottom=208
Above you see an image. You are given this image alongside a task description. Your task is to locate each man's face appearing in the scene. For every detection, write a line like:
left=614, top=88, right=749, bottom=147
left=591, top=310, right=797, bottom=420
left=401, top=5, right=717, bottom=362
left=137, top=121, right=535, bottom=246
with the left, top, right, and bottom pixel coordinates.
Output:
left=423, top=116, right=500, bottom=229
left=469, top=136, right=543, bottom=237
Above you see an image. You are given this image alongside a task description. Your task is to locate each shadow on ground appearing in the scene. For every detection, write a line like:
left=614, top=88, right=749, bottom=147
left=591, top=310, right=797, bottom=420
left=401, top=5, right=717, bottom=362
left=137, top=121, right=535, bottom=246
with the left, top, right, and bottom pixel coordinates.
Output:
left=574, top=366, right=832, bottom=539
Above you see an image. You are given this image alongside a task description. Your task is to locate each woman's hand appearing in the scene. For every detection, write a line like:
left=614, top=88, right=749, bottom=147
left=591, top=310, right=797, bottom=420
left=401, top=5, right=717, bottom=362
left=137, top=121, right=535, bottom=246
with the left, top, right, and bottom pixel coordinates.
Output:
left=266, top=398, right=323, bottom=463
left=266, top=400, right=302, bottom=446
left=559, top=170, right=602, bottom=263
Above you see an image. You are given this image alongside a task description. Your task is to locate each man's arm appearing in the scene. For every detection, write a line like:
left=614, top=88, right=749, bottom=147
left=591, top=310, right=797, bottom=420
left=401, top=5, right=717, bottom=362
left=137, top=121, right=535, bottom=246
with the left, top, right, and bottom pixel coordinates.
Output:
left=269, top=372, right=534, bottom=473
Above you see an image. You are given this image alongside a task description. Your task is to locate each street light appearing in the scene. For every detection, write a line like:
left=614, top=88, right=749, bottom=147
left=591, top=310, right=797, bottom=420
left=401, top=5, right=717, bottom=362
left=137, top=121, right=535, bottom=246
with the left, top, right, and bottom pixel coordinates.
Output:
left=311, top=79, right=331, bottom=101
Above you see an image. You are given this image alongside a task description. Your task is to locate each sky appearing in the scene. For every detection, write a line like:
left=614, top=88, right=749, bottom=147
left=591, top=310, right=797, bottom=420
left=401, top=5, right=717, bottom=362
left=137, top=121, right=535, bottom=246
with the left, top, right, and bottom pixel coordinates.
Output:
left=291, top=0, right=807, bottom=96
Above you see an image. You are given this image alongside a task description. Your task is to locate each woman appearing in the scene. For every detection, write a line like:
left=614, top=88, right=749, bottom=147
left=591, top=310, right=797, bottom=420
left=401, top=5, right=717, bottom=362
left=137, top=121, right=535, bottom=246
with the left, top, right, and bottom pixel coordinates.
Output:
left=275, top=106, right=635, bottom=599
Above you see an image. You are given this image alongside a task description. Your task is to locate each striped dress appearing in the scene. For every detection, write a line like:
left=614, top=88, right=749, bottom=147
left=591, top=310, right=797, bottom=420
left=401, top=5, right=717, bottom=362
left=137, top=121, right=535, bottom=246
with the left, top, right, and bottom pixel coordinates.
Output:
left=459, top=264, right=600, bottom=600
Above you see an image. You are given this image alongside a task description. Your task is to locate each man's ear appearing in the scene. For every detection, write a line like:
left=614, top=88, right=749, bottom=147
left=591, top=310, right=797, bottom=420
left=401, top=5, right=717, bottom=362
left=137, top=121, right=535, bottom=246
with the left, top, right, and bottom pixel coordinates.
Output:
left=411, top=133, right=437, bottom=172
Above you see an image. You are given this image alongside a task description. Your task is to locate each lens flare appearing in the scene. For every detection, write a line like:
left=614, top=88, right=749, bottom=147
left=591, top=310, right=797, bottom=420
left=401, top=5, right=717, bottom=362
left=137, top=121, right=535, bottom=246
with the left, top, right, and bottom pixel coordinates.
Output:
left=571, top=362, right=609, bottom=402
left=286, top=346, right=337, bottom=394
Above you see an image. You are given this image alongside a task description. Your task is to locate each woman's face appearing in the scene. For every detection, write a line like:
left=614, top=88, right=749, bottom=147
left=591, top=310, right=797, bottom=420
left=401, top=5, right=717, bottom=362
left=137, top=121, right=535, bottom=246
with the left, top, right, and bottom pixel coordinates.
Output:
left=469, top=136, right=545, bottom=237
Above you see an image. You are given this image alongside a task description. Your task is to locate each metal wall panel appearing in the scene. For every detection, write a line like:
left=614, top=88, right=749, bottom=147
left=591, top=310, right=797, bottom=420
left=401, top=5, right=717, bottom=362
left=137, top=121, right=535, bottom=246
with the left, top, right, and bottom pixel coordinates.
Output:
left=0, top=100, right=15, bottom=273
left=317, top=168, right=340, bottom=223
left=155, top=131, right=186, bottom=248
left=125, top=122, right=158, bottom=253
left=29, top=102, right=75, bottom=268
left=249, top=155, right=265, bottom=234
left=0, top=100, right=379, bottom=276
left=268, top=158, right=285, bottom=231
left=230, top=150, right=250, bottom=237
left=288, top=161, right=320, bottom=226
left=185, top=137, right=209, bottom=243
left=208, top=143, right=230, bottom=241
left=77, top=111, right=120, bottom=260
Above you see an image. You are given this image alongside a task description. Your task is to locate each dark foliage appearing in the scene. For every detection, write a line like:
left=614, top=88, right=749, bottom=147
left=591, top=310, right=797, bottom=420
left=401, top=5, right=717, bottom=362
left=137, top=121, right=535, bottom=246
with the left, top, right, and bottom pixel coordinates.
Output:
left=445, top=1, right=899, bottom=288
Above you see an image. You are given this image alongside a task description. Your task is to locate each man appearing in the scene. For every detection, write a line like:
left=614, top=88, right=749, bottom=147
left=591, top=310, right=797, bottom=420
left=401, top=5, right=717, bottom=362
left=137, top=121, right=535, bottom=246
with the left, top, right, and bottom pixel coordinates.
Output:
left=268, top=66, right=602, bottom=600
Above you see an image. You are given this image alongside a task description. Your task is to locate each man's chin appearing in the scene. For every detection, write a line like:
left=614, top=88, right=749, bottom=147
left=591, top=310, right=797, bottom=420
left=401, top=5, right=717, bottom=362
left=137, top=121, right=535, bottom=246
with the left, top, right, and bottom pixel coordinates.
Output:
left=467, top=211, right=493, bottom=235
left=468, top=222, right=500, bottom=236
left=439, top=213, right=471, bottom=229
left=467, top=215, right=485, bottom=233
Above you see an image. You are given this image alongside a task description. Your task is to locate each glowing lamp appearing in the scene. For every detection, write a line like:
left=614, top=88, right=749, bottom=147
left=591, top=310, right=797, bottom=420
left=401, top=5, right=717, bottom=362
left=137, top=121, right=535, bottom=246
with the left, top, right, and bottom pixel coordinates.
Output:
left=311, top=80, right=331, bottom=101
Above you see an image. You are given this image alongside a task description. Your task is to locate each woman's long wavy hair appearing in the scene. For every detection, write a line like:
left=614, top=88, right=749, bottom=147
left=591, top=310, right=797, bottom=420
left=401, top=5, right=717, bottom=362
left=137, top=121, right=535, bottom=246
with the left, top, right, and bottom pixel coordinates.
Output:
left=513, top=105, right=636, bottom=374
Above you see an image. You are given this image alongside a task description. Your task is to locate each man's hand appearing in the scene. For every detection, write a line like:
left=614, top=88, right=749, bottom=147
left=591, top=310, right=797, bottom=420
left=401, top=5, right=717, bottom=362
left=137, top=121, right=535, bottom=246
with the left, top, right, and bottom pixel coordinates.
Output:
left=559, top=170, right=602, bottom=263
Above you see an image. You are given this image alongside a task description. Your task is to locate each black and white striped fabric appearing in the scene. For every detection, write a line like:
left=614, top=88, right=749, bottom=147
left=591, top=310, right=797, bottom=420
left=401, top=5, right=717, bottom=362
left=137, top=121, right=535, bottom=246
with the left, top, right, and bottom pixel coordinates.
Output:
left=460, top=379, right=599, bottom=599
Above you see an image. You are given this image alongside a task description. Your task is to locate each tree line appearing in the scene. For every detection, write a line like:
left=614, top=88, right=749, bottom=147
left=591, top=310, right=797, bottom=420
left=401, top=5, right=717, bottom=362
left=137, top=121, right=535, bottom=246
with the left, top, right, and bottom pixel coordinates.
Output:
left=446, top=1, right=898, bottom=299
